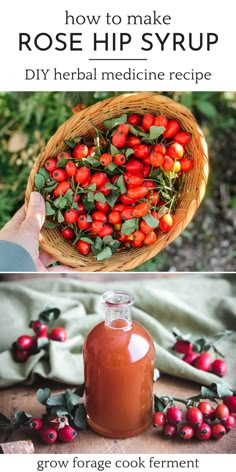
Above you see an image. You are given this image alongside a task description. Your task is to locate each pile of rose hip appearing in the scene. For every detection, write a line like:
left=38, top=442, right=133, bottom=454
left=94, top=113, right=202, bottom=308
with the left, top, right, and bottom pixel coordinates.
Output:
left=173, top=339, right=227, bottom=377
left=0, top=387, right=86, bottom=445
left=34, top=112, right=194, bottom=261
left=26, top=387, right=86, bottom=445
left=12, top=311, right=67, bottom=363
left=153, top=396, right=236, bottom=441
left=28, top=416, right=77, bottom=444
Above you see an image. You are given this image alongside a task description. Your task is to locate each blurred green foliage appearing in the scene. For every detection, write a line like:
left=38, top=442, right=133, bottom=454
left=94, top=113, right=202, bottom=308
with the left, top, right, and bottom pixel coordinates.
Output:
left=0, top=91, right=235, bottom=270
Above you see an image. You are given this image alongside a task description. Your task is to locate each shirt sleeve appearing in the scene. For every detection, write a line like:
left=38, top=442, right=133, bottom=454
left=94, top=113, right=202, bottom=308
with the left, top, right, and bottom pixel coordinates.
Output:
left=0, top=241, right=37, bottom=272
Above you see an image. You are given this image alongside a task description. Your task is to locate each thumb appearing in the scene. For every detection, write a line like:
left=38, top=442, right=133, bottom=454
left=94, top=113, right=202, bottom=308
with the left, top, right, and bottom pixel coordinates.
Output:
left=23, top=192, right=45, bottom=234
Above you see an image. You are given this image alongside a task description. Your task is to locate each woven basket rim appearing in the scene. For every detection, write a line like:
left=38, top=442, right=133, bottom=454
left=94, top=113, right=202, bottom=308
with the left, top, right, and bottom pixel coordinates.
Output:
left=25, top=92, right=208, bottom=272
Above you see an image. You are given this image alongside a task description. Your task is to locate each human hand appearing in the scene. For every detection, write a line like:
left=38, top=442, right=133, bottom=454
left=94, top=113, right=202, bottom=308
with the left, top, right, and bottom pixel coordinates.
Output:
left=0, top=192, right=74, bottom=272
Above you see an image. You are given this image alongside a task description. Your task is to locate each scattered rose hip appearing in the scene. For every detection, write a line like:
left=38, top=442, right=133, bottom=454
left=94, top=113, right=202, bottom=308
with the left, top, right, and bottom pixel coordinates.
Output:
left=11, top=307, right=67, bottom=363
left=0, top=387, right=86, bottom=447
left=171, top=327, right=232, bottom=377
left=34, top=112, right=194, bottom=261
left=153, top=384, right=236, bottom=442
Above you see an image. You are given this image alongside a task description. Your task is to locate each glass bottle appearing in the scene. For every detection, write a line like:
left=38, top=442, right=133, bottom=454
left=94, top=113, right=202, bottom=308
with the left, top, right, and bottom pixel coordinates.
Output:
left=83, top=290, right=155, bottom=438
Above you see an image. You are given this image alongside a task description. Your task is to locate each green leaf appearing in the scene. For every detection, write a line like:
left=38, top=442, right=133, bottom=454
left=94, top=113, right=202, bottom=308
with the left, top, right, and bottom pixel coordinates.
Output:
left=44, top=221, right=57, bottom=229
left=111, top=241, right=120, bottom=252
left=73, top=404, right=87, bottom=430
left=39, top=167, right=49, bottom=179
left=74, top=136, right=83, bottom=143
left=193, top=338, right=208, bottom=353
left=158, top=206, right=169, bottom=218
left=64, top=139, right=78, bottom=149
left=57, top=210, right=64, bottom=223
left=38, top=307, right=61, bottom=324
left=56, top=158, right=69, bottom=168
left=87, top=191, right=95, bottom=203
left=96, top=246, right=112, bottom=261
left=80, top=237, right=94, bottom=245
left=83, top=199, right=95, bottom=211
left=47, top=406, right=70, bottom=417
left=107, top=162, right=117, bottom=171
left=200, top=386, right=216, bottom=399
left=116, top=175, right=127, bottom=194
left=14, top=411, right=32, bottom=427
left=126, top=148, right=134, bottom=158
left=148, top=126, right=166, bottom=140
left=106, top=190, right=119, bottom=207
left=110, top=144, right=119, bottom=157
left=87, top=155, right=100, bottom=166
left=105, top=182, right=117, bottom=190
left=161, top=191, right=171, bottom=200
left=45, top=202, right=55, bottom=216
left=64, top=189, right=74, bottom=205
left=0, top=413, right=10, bottom=427
left=94, top=236, right=103, bottom=251
left=54, top=196, right=68, bottom=209
left=104, top=114, right=127, bottom=130
left=121, top=218, right=139, bottom=235
left=46, top=394, right=66, bottom=407
left=37, top=388, right=51, bottom=405
left=37, top=336, right=49, bottom=350
left=103, top=236, right=120, bottom=251
left=94, top=192, right=106, bottom=204
left=87, top=184, right=96, bottom=191
left=180, top=92, right=193, bottom=109
left=74, top=384, right=85, bottom=397
left=172, top=327, right=192, bottom=342
left=154, top=394, right=167, bottom=413
left=86, top=214, right=93, bottom=223
left=195, top=101, right=217, bottom=119
left=45, top=182, right=58, bottom=192
left=128, top=124, right=146, bottom=137
left=216, top=383, right=233, bottom=398
left=65, top=389, right=80, bottom=413
left=34, top=174, right=45, bottom=190
left=143, top=213, right=159, bottom=229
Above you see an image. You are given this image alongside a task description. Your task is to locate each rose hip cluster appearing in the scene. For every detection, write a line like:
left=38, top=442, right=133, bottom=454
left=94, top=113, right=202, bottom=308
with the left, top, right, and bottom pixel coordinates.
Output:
left=173, top=339, right=228, bottom=377
left=12, top=318, right=67, bottom=363
left=35, top=112, right=193, bottom=260
left=0, top=388, right=86, bottom=446
left=26, top=387, right=86, bottom=445
left=153, top=396, right=236, bottom=441
left=28, top=416, right=77, bottom=445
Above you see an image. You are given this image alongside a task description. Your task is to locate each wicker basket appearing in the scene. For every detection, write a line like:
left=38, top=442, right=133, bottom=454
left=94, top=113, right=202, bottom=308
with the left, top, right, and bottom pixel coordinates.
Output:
left=25, top=92, right=208, bottom=272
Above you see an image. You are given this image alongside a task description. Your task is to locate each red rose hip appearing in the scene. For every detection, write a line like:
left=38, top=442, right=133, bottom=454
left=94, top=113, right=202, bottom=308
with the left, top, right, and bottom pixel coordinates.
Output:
left=16, top=335, right=34, bottom=351
left=153, top=411, right=166, bottom=427
left=186, top=407, right=203, bottom=428
left=195, top=423, right=211, bottom=440
left=29, top=418, right=43, bottom=431
left=58, top=425, right=77, bottom=442
left=50, top=327, right=67, bottom=342
left=166, top=406, right=183, bottom=425
left=179, top=425, right=194, bottom=440
left=173, top=339, right=193, bottom=354
left=211, top=423, right=226, bottom=440
left=40, top=426, right=58, bottom=444
left=212, top=359, right=228, bottom=377
left=194, top=352, right=213, bottom=372
left=223, top=396, right=236, bottom=413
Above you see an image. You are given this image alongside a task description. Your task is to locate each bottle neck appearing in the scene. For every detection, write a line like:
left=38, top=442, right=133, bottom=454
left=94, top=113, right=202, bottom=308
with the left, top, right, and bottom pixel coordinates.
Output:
left=101, top=290, right=135, bottom=330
